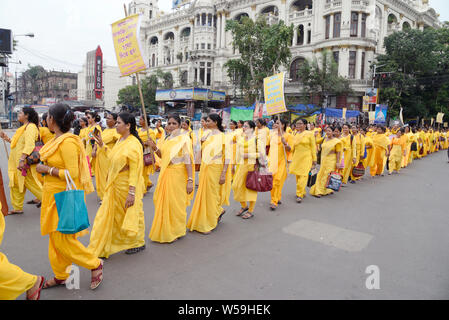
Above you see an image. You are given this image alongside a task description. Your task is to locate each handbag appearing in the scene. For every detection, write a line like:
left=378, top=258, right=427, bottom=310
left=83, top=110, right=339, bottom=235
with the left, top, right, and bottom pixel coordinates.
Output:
left=352, top=162, right=365, bottom=178
left=411, top=142, right=418, bottom=152
left=26, top=130, right=44, bottom=165
left=54, top=170, right=90, bottom=234
left=143, top=148, right=155, bottom=166
left=307, top=168, right=318, bottom=188
left=246, top=159, right=273, bottom=192
left=326, top=171, right=342, bottom=192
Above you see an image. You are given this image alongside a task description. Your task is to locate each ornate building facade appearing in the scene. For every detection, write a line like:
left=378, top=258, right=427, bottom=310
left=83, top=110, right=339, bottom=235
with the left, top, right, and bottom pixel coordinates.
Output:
left=129, top=0, right=440, bottom=109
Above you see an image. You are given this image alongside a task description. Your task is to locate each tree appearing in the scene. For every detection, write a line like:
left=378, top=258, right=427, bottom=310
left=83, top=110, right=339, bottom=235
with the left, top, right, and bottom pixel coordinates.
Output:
left=21, top=65, right=46, bottom=103
left=225, top=16, right=294, bottom=104
left=297, top=50, right=352, bottom=107
left=375, top=27, right=449, bottom=122
left=116, top=69, right=174, bottom=115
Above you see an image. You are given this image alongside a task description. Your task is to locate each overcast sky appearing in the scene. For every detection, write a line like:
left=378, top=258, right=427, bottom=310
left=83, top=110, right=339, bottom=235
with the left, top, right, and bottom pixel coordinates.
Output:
left=1, top=0, right=448, bottom=76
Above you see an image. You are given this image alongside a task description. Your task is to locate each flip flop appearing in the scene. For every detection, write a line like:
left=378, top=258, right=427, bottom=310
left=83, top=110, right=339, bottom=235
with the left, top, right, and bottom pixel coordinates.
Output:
left=218, top=210, right=226, bottom=223
left=27, top=276, right=45, bottom=300
left=236, top=207, right=248, bottom=217
left=8, top=211, right=24, bottom=215
left=242, top=212, right=254, bottom=220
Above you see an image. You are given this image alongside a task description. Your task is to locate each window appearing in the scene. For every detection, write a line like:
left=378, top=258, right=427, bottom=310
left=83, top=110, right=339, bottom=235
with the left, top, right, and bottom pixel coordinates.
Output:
left=361, top=52, right=365, bottom=80
left=350, top=12, right=358, bottom=37
left=349, top=51, right=356, bottom=79
left=290, top=57, right=305, bottom=81
left=361, top=13, right=367, bottom=37
left=333, top=51, right=339, bottom=66
left=298, top=25, right=304, bottom=45
left=325, top=15, right=331, bottom=39
left=333, top=13, right=341, bottom=38
left=201, top=43, right=205, bottom=50
left=307, top=30, right=311, bottom=44
left=207, top=43, right=211, bottom=50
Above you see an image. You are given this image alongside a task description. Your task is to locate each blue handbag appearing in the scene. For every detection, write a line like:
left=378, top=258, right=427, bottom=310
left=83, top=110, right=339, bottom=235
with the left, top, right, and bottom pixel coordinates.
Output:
left=54, top=170, right=90, bottom=234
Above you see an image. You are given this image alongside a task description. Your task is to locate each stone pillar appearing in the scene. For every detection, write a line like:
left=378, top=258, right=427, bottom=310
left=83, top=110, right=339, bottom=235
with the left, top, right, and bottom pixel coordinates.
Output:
left=221, top=12, right=226, bottom=48
left=357, top=12, right=362, bottom=37
left=339, top=48, right=349, bottom=78
left=216, top=13, right=221, bottom=49
left=293, top=26, right=298, bottom=46
left=329, top=13, right=334, bottom=39
left=190, top=20, right=195, bottom=51
left=356, top=47, right=363, bottom=80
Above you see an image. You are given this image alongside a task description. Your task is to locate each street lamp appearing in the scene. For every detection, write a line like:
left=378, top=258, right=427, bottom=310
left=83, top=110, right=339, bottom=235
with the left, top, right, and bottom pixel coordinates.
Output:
left=14, top=33, right=35, bottom=38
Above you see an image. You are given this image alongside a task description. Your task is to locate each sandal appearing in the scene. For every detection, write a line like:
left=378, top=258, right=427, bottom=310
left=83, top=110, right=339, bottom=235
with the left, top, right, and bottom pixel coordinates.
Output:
left=277, top=201, right=282, bottom=205
left=90, top=260, right=104, bottom=290
left=43, top=277, right=66, bottom=289
left=270, top=204, right=277, bottom=211
left=218, top=210, right=226, bottom=223
left=236, top=207, right=249, bottom=217
left=242, top=212, right=254, bottom=220
left=125, top=245, right=146, bottom=255
left=312, top=195, right=322, bottom=199
left=296, top=197, right=302, bottom=203
left=26, top=199, right=39, bottom=205
left=27, top=276, right=45, bottom=300
left=8, top=211, right=24, bottom=215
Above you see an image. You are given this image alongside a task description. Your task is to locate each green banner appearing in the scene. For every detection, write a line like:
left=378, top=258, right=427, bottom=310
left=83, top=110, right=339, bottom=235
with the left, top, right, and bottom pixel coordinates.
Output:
left=230, top=107, right=254, bottom=121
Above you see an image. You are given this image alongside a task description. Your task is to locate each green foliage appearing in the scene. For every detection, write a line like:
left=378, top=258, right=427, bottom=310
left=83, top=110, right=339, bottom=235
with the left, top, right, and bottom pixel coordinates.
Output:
left=117, top=69, right=173, bottom=114
left=376, top=27, right=449, bottom=122
left=297, top=50, right=352, bottom=106
left=224, top=16, right=294, bottom=104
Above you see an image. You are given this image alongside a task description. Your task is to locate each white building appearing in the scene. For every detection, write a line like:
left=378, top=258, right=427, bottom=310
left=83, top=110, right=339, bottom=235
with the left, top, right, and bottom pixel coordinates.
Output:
left=77, top=48, right=132, bottom=111
left=129, top=0, right=440, bottom=110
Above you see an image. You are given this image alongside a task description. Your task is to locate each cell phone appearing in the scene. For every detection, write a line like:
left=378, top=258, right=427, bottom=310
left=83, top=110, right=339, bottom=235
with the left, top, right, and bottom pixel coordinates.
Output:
left=93, top=127, right=100, bottom=136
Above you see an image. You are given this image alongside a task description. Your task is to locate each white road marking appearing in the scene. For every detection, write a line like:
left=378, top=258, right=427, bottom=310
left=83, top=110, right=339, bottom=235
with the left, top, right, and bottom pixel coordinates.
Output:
left=282, top=219, right=373, bottom=252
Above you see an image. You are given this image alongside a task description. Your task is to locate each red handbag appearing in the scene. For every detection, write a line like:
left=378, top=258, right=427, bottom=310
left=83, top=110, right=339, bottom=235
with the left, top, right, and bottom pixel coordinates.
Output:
left=26, top=131, right=44, bottom=165
left=351, top=162, right=365, bottom=178
left=143, top=149, right=155, bottom=166
left=246, top=160, right=273, bottom=192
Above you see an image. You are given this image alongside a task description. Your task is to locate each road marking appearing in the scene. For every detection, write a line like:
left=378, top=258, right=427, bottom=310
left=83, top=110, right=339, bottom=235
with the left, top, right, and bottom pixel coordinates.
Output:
left=282, top=219, right=373, bottom=252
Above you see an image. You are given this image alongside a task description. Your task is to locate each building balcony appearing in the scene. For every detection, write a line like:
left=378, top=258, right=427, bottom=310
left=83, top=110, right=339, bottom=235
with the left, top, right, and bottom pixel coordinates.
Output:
left=324, top=0, right=342, bottom=15
left=189, top=49, right=216, bottom=59
left=163, top=39, right=175, bottom=47
left=194, top=26, right=216, bottom=34
left=289, top=9, right=313, bottom=23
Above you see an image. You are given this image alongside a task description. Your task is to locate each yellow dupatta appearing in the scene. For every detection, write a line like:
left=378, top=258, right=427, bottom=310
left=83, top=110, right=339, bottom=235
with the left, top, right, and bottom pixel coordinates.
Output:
left=10, top=125, right=28, bottom=149
left=373, top=133, right=390, bottom=151
left=39, top=133, right=94, bottom=194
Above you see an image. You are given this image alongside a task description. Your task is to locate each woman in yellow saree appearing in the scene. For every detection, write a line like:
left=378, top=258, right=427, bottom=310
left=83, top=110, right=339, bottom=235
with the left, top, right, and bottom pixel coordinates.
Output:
left=268, top=119, right=293, bottom=210
left=188, top=114, right=229, bottom=234
left=349, top=125, right=366, bottom=183
left=93, top=113, right=120, bottom=200
left=36, top=104, right=103, bottom=290
left=0, top=107, right=43, bottom=215
left=361, top=127, right=375, bottom=172
left=0, top=203, right=45, bottom=300
left=88, top=112, right=146, bottom=258
left=138, top=115, right=157, bottom=194
left=148, top=115, right=194, bottom=243
left=232, top=121, right=266, bottom=219
left=78, top=117, right=88, bottom=148
left=39, top=113, right=55, bottom=144
left=369, top=126, right=390, bottom=177
left=289, top=119, right=317, bottom=203
left=309, top=126, right=343, bottom=198
left=388, top=128, right=406, bottom=175
left=340, top=124, right=357, bottom=185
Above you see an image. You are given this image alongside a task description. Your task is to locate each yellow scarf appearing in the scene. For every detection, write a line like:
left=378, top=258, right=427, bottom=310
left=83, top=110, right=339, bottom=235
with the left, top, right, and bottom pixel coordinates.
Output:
left=10, top=124, right=31, bottom=149
left=373, top=133, right=390, bottom=150
left=39, top=133, right=94, bottom=194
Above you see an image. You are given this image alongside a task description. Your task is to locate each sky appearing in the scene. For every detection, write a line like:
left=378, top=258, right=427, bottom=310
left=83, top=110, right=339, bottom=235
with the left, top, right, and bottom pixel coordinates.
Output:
left=1, top=0, right=448, bottom=77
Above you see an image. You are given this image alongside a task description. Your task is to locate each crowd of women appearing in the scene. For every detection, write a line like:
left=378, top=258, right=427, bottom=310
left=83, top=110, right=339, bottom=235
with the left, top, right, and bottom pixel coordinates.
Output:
left=0, top=104, right=447, bottom=300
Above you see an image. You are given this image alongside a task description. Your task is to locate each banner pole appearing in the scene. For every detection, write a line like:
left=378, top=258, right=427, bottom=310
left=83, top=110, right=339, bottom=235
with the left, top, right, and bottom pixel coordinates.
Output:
left=123, top=4, right=155, bottom=172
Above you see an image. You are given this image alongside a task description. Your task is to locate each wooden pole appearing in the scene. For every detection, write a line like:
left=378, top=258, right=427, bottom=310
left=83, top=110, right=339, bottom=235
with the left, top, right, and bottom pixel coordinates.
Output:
left=0, top=126, right=9, bottom=159
left=124, top=4, right=155, bottom=172
left=0, top=168, right=8, bottom=216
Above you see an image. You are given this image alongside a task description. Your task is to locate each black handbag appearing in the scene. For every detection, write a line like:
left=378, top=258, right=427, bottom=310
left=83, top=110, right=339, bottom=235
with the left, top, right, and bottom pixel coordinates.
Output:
left=411, top=142, right=418, bottom=152
left=26, top=131, right=44, bottom=166
left=307, top=170, right=317, bottom=188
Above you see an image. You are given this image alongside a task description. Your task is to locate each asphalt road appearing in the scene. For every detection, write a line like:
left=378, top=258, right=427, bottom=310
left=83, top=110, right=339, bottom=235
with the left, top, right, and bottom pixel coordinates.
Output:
left=1, top=132, right=448, bottom=300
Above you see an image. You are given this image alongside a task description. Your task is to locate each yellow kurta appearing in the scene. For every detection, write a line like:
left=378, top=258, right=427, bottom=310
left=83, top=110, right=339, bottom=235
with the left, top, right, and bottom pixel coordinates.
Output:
left=39, top=127, right=55, bottom=145
left=95, top=128, right=120, bottom=200
left=150, top=133, right=194, bottom=243
left=188, top=132, right=227, bottom=233
left=231, top=136, right=260, bottom=203
left=88, top=135, right=145, bottom=258
left=0, top=205, right=37, bottom=300
left=138, top=128, right=157, bottom=189
left=79, top=127, right=88, bottom=148
left=370, top=133, right=390, bottom=176
left=362, top=135, right=375, bottom=170
left=289, top=130, right=317, bottom=198
left=8, top=124, right=43, bottom=211
left=309, top=138, right=342, bottom=196
left=389, top=137, right=406, bottom=173
left=39, top=133, right=100, bottom=280
left=268, top=131, right=292, bottom=205
left=340, top=134, right=357, bottom=184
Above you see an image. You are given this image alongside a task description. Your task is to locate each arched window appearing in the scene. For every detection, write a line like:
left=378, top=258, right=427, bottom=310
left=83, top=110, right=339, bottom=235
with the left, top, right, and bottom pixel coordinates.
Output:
left=261, top=5, right=279, bottom=17
left=291, top=0, right=313, bottom=11
left=164, top=32, right=175, bottom=41
left=403, top=21, right=411, bottom=30
left=150, top=36, right=158, bottom=45
left=388, top=14, right=398, bottom=25
left=234, top=13, right=249, bottom=22
left=290, top=57, right=305, bottom=81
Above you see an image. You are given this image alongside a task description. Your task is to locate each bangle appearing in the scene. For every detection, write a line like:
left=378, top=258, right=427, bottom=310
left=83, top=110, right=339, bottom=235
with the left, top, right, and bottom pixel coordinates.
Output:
left=128, top=191, right=135, bottom=196
left=187, top=178, right=193, bottom=182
